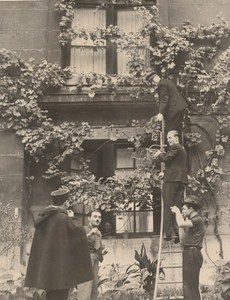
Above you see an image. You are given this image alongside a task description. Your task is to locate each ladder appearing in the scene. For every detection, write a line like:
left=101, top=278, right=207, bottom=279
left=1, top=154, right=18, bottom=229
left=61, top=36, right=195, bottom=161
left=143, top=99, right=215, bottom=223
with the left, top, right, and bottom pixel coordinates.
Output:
left=153, top=121, right=184, bottom=300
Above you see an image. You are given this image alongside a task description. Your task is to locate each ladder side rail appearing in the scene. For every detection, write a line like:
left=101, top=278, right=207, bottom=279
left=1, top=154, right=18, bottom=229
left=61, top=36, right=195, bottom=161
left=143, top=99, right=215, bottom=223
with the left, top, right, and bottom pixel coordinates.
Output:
left=153, top=119, right=165, bottom=300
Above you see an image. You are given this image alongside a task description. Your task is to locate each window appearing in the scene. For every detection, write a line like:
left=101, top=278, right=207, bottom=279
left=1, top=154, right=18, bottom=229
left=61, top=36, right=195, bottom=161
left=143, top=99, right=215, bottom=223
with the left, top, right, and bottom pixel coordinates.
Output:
left=71, top=7, right=106, bottom=74
left=115, top=145, right=135, bottom=179
left=69, top=141, right=160, bottom=236
left=70, top=3, right=154, bottom=75
left=116, top=8, right=150, bottom=75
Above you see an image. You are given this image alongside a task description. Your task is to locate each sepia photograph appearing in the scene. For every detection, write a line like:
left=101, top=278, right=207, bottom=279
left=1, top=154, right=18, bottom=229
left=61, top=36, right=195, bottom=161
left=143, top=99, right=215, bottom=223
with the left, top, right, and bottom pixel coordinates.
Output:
left=0, top=0, right=230, bottom=299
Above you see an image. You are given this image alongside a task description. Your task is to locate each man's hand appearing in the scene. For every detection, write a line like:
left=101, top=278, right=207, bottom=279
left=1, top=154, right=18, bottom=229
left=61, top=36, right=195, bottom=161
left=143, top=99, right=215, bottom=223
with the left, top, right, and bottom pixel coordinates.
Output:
left=153, top=149, right=162, bottom=158
left=170, top=206, right=181, bottom=214
left=158, top=172, right=164, bottom=180
left=156, top=113, right=164, bottom=122
left=101, top=248, right=108, bottom=255
left=88, top=227, right=101, bottom=237
left=67, top=210, right=74, bottom=217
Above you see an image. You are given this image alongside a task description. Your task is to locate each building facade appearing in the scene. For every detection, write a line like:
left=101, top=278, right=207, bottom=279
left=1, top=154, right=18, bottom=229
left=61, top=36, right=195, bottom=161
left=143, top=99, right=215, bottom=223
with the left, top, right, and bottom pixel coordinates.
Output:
left=1, top=0, right=230, bottom=289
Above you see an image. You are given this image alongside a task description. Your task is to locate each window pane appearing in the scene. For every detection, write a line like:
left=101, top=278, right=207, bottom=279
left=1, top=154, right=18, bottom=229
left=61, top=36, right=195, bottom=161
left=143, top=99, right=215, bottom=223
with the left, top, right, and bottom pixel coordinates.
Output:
left=71, top=47, right=106, bottom=74
left=116, top=211, right=135, bottom=233
left=72, top=8, right=106, bottom=74
left=135, top=211, right=154, bottom=232
left=117, top=9, right=143, bottom=33
left=116, top=147, right=134, bottom=169
left=117, top=9, right=149, bottom=75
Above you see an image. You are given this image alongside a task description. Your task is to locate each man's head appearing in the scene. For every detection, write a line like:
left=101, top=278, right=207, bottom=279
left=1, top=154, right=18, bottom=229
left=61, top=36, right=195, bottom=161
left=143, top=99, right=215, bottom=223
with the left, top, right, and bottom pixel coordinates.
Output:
left=51, top=188, right=69, bottom=206
left=104, top=221, right=113, bottom=233
left=145, top=72, right=161, bottom=84
left=167, top=130, right=179, bottom=146
left=182, top=195, right=202, bottom=218
left=88, top=210, right=102, bottom=227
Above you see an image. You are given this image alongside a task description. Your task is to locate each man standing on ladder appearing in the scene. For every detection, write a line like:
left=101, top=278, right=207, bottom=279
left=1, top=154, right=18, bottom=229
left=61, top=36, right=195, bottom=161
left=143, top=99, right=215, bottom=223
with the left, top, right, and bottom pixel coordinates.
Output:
left=146, top=68, right=188, bottom=136
left=154, top=130, right=188, bottom=243
left=171, top=195, right=205, bottom=300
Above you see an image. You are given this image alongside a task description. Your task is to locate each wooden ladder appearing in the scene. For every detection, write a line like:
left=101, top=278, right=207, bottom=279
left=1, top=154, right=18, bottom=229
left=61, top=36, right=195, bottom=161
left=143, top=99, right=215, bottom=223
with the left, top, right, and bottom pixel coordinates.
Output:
left=153, top=121, right=184, bottom=300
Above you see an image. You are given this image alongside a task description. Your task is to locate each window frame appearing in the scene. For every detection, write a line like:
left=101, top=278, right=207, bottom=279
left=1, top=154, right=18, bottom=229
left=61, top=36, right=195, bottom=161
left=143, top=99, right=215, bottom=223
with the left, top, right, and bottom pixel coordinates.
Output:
left=62, top=1, right=156, bottom=74
left=69, top=140, right=160, bottom=237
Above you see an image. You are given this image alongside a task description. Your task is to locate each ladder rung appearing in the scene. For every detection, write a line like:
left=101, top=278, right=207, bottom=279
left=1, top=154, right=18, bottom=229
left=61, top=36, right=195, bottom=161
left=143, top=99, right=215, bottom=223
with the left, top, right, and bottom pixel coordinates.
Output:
left=161, top=250, right=183, bottom=254
left=158, top=280, right=183, bottom=284
left=162, top=264, right=182, bottom=268
left=156, top=296, right=183, bottom=300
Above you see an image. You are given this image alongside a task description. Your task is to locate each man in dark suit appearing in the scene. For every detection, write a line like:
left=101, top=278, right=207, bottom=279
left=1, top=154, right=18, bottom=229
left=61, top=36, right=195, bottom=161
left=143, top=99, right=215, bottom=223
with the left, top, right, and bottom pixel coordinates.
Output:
left=146, top=71, right=188, bottom=135
left=154, top=130, right=188, bottom=242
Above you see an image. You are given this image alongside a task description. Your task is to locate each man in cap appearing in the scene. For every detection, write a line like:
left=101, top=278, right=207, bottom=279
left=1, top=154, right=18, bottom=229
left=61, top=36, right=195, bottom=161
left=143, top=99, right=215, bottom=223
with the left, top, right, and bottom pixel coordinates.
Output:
left=77, top=209, right=108, bottom=300
left=171, top=195, right=205, bottom=300
left=146, top=69, right=188, bottom=136
left=25, top=189, right=93, bottom=300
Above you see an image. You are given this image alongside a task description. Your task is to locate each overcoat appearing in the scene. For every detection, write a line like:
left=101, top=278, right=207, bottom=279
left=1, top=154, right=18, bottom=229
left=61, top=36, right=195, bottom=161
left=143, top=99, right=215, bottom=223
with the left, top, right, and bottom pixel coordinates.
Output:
left=25, top=207, right=93, bottom=290
left=158, top=78, right=188, bottom=122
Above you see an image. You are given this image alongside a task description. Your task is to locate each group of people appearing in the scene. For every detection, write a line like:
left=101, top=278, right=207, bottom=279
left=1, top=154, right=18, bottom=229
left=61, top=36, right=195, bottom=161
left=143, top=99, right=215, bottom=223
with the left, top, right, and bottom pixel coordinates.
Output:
left=148, top=70, right=205, bottom=300
left=25, top=71, right=205, bottom=300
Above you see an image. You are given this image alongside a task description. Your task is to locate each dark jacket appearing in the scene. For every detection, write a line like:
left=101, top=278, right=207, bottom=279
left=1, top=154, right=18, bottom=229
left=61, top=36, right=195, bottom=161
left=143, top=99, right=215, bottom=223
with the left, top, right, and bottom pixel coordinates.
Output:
left=158, top=79, right=188, bottom=122
left=25, top=207, right=93, bottom=290
left=158, top=143, right=188, bottom=184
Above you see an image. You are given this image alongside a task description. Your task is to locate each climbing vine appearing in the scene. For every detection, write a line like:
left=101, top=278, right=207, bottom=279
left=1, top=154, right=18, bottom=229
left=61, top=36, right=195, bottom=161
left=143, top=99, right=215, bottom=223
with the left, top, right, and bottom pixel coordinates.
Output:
left=0, top=49, right=92, bottom=178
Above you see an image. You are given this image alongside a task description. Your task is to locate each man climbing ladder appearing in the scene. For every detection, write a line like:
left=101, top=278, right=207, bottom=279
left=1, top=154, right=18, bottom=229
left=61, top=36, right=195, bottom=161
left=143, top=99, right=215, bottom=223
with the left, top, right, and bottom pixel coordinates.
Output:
left=154, top=130, right=188, bottom=242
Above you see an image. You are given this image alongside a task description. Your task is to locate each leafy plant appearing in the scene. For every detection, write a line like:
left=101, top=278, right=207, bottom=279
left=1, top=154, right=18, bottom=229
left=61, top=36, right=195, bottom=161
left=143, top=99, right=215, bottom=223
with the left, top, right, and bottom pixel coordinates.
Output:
left=0, top=201, right=31, bottom=257
left=210, top=260, right=230, bottom=300
left=134, top=243, right=164, bottom=292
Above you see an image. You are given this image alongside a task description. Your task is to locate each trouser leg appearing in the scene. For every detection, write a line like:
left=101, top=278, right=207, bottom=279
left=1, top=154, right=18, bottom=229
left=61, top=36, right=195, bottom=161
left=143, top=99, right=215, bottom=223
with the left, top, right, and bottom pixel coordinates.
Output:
left=162, top=182, right=174, bottom=237
left=165, top=111, right=185, bottom=138
left=183, top=249, right=203, bottom=300
left=77, top=253, right=99, bottom=300
left=46, top=289, right=69, bottom=300
left=90, top=253, right=99, bottom=300
left=172, top=182, right=185, bottom=236
left=163, top=182, right=185, bottom=237
left=77, top=280, right=93, bottom=300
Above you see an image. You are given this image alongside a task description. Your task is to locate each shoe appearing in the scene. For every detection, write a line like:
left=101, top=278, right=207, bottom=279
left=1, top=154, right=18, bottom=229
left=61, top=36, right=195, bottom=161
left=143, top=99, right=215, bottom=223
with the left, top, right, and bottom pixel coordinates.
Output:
left=164, top=235, right=172, bottom=242
left=174, top=236, right=180, bottom=244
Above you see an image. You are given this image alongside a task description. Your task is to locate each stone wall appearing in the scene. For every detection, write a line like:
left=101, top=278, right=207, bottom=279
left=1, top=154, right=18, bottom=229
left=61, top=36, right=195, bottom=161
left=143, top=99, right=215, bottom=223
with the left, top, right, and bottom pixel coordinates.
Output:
left=158, top=0, right=230, bottom=27
left=0, top=0, right=61, bottom=63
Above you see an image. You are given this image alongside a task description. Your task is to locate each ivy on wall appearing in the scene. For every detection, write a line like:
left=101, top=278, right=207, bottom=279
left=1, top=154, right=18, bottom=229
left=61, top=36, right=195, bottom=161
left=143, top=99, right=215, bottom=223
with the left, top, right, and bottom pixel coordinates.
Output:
left=0, top=49, right=92, bottom=178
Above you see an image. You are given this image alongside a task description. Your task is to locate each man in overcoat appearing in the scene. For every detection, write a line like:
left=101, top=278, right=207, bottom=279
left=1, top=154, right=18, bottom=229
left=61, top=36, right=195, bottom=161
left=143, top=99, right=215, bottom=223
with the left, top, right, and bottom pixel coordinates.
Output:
left=25, top=189, right=93, bottom=300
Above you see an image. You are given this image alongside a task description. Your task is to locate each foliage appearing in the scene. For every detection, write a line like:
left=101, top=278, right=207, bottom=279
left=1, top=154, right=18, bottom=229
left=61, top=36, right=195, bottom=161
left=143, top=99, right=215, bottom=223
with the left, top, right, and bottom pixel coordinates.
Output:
left=200, top=260, right=230, bottom=300
left=0, top=270, right=45, bottom=300
left=211, top=260, right=230, bottom=300
left=0, top=201, right=31, bottom=257
left=97, top=243, right=162, bottom=299
left=99, top=263, right=141, bottom=291
left=134, top=243, right=164, bottom=292
left=61, top=159, right=160, bottom=212
left=0, top=49, right=93, bottom=178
